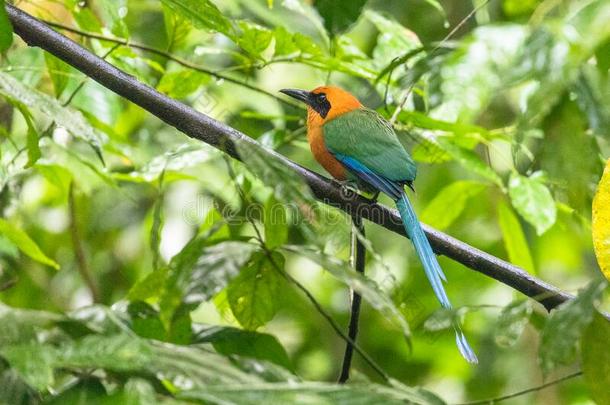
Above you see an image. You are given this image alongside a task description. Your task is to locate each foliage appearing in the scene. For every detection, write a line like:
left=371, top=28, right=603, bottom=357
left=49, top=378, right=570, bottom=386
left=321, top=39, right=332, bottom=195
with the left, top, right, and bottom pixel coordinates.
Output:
left=0, top=0, right=609, bottom=404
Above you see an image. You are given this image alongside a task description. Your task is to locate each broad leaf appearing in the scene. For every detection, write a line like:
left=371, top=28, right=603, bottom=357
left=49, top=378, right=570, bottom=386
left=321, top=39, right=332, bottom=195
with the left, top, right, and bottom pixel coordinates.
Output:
left=0, top=72, right=106, bottom=159
left=178, top=382, right=445, bottom=405
left=313, top=0, right=367, bottom=36
left=44, top=53, right=71, bottom=98
left=263, top=194, right=288, bottom=249
left=539, top=280, right=606, bottom=375
left=0, top=219, right=59, bottom=269
left=581, top=311, right=610, bottom=405
left=0, top=0, right=13, bottom=52
left=160, top=239, right=258, bottom=325
left=508, top=172, right=556, bottom=235
left=495, top=300, right=532, bottom=347
left=497, top=202, right=535, bottom=273
left=421, top=181, right=486, bottom=230
left=227, top=251, right=284, bottom=330
left=159, top=0, right=235, bottom=39
left=195, top=325, right=292, bottom=371
left=157, top=70, right=209, bottom=99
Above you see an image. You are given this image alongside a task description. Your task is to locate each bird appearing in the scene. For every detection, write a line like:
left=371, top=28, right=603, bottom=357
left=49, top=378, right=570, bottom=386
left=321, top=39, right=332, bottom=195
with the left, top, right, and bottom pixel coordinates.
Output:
left=280, top=85, right=478, bottom=364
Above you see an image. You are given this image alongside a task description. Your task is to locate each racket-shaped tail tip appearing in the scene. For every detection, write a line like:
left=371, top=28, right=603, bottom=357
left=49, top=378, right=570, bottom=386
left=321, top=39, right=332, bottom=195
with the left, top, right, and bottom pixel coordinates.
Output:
left=455, top=329, right=478, bottom=364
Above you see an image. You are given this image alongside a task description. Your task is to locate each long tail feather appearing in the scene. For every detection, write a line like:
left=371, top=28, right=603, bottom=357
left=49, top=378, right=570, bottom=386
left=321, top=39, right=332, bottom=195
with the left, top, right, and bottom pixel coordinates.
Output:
left=396, top=192, right=478, bottom=364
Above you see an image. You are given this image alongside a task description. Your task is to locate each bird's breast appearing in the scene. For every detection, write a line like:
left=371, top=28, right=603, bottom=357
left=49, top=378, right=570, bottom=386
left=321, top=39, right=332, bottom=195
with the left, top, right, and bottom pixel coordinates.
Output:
left=307, top=125, right=346, bottom=181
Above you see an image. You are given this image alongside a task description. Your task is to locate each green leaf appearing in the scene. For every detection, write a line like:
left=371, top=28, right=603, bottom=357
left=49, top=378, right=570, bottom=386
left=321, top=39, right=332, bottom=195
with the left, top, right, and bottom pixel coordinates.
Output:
left=263, top=194, right=287, bottom=249
left=539, top=280, right=607, bottom=376
left=178, top=382, right=445, bottom=405
left=227, top=252, right=283, bottom=330
left=160, top=240, right=258, bottom=325
left=437, top=140, right=503, bottom=186
left=0, top=219, right=59, bottom=269
left=159, top=0, right=235, bottom=39
left=365, top=11, right=421, bottom=70
left=0, top=72, right=105, bottom=159
left=495, top=300, right=533, bottom=347
left=497, top=202, right=535, bottom=273
left=508, top=172, right=557, bottom=235
left=157, top=70, right=208, bottom=99
left=313, top=0, right=367, bottom=36
left=581, top=311, right=610, bottom=405
left=196, top=325, right=292, bottom=371
left=234, top=139, right=318, bottom=242
left=282, top=245, right=411, bottom=341
left=237, top=21, right=273, bottom=60
left=421, top=181, right=486, bottom=230
left=44, top=53, right=71, bottom=98
left=163, top=4, right=192, bottom=51
left=0, top=334, right=153, bottom=390
left=273, top=26, right=299, bottom=57
left=35, top=164, right=73, bottom=202
left=0, top=0, right=13, bottom=52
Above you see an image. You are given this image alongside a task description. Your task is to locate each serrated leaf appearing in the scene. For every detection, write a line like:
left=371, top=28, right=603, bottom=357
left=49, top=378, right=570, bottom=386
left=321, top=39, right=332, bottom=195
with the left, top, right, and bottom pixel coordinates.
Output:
left=263, top=194, right=287, bottom=249
left=539, top=280, right=606, bottom=376
left=282, top=245, right=411, bottom=341
left=160, top=0, right=235, bottom=39
left=421, top=181, right=486, bottom=230
left=163, top=4, right=192, bottom=51
left=497, top=202, right=535, bottom=273
left=0, top=219, right=59, bottom=269
left=0, top=0, right=13, bottom=52
left=508, top=172, right=557, bottom=235
left=593, top=159, right=610, bottom=281
left=495, top=300, right=533, bottom=347
left=227, top=252, right=283, bottom=330
left=581, top=311, right=610, bottom=405
left=237, top=21, right=273, bottom=60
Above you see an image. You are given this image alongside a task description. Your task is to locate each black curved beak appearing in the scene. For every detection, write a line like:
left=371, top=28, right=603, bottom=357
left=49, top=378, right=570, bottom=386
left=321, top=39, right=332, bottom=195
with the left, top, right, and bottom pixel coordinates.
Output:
left=279, top=88, right=312, bottom=106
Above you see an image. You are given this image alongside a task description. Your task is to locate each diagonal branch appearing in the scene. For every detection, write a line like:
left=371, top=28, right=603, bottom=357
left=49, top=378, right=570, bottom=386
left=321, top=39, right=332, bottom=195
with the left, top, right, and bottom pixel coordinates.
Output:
left=6, top=4, right=575, bottom=312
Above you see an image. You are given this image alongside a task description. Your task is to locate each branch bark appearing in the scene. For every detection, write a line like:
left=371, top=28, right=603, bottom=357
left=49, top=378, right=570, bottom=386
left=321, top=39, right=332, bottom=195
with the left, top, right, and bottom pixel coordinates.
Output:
left=6, top=4, right=575, bottom=312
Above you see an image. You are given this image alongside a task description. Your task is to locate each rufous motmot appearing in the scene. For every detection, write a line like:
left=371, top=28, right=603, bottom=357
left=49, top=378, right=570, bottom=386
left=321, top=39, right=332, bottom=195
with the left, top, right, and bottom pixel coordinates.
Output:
left=280, top=86, right=478, bottom=364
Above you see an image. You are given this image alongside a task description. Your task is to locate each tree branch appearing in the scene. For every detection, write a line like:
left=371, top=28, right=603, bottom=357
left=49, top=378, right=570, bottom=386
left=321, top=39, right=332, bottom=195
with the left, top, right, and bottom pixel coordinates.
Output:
left=6, top=4, right=575, bottom=312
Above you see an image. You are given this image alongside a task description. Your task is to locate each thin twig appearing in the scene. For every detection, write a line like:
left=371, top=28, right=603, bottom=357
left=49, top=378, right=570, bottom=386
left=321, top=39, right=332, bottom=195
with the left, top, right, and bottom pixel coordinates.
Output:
left=338, top=215, right=366, bottom=383
left=457, top=371, right=582, bottom=405
left=68, top=182, right=100, bottom=302
left=40, top=19, right=303, bottom=109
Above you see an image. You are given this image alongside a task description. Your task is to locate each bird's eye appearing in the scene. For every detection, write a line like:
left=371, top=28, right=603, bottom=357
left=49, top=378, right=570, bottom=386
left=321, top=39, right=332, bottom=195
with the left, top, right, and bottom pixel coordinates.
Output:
left=317, top=93, right=327, bottom=102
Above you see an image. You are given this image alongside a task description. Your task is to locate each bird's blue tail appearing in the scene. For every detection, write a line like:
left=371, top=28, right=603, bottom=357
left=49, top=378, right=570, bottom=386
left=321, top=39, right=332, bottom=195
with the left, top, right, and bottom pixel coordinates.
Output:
left=396, top=192, right=478, bottom=364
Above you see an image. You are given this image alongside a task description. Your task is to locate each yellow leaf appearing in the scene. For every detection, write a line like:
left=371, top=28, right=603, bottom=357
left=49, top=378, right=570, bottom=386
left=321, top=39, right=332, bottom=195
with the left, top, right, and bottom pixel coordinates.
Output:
left=593, top=159, right=610, bottom=281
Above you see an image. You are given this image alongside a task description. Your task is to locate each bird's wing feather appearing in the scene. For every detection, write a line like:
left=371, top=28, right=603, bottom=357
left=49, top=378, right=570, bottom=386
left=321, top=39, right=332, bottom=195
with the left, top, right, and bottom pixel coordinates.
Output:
left=322, top=108, right=416, bottom=183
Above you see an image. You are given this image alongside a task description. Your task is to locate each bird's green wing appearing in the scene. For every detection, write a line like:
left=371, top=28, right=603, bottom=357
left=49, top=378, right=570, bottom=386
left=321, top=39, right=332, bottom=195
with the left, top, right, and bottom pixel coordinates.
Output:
left=322, top=108, right=416, bottom=182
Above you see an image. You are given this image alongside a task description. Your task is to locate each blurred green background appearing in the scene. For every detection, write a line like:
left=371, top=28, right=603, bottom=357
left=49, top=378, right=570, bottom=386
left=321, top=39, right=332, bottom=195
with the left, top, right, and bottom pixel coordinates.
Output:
left=0, top=0, right=609, bottom=403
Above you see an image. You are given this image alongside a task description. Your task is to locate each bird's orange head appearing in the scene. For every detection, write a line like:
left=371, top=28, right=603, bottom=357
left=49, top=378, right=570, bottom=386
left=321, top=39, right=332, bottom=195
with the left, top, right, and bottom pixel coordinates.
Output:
left=280, top=86, right=362, bottom=128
